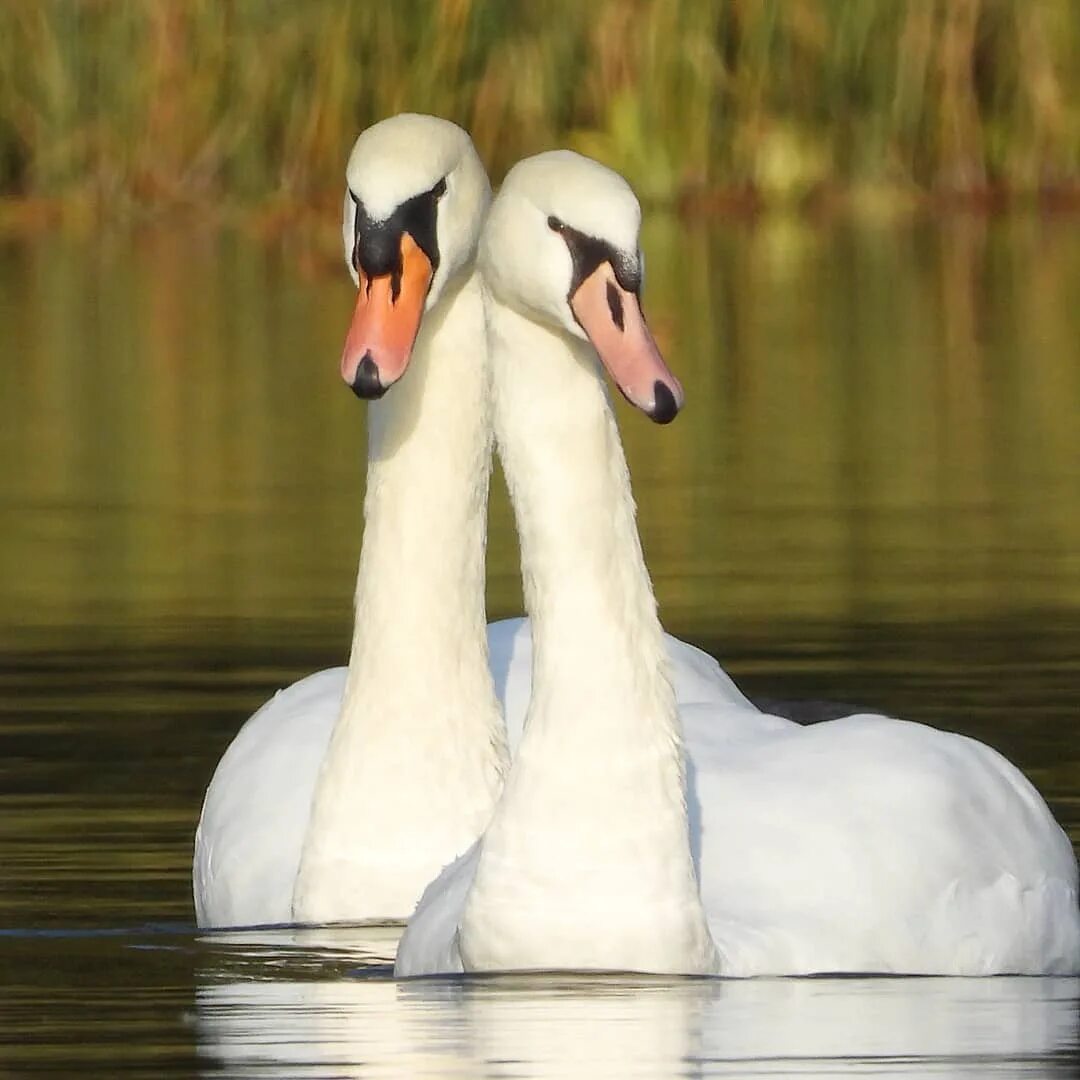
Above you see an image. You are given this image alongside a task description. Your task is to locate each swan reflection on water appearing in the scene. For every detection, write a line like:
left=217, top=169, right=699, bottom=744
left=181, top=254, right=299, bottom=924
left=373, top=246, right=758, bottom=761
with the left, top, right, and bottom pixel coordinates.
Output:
left=194, top=927, right=1080, bottom=1079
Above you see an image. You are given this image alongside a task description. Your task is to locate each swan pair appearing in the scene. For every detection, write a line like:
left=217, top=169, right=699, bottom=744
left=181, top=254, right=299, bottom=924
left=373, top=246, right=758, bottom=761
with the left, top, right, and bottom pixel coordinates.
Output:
left=195, top=114, right=1080, bottom=976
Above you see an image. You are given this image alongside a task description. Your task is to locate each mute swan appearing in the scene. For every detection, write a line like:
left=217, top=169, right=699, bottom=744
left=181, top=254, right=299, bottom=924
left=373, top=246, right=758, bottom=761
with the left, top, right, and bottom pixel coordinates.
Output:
left=193, top=117, right=748, bottom=929
left=395, top=151, right=1080, bottom=977
left=194, top=114, right=504, bottom=927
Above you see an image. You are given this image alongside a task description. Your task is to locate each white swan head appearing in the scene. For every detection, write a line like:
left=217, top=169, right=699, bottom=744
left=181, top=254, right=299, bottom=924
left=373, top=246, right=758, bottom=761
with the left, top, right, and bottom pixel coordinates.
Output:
left=340, top=114, right=491, bottom=399
left=479, top=150, right=684, bottom=423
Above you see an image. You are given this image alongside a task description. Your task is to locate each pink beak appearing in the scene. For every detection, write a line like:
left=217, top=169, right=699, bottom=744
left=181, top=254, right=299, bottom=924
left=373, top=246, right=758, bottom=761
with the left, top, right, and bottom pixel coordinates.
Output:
left=569, top=263, right=684, bottom=423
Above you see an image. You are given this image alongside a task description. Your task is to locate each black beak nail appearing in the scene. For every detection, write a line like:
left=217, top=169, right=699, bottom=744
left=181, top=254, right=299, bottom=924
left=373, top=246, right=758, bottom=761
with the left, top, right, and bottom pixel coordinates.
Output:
left=350, top=353, right=386, bottom=400
left=649, top=380, right=680, bottom=424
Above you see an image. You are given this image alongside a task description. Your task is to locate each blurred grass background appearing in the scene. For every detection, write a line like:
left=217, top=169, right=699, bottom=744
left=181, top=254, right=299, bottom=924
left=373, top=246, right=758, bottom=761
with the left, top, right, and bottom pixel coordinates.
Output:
left=0, top=0, right=1077, bottom=229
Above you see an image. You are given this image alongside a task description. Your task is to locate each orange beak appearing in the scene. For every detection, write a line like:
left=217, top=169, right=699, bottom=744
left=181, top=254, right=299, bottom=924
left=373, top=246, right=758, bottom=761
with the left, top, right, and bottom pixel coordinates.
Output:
left=569, top=263, right=684, bottom=423
left=341, top=233, right=434, bottom=399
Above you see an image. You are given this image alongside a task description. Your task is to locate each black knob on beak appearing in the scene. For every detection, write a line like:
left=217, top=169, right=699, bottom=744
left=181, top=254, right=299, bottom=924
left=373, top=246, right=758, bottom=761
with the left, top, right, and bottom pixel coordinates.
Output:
left=649, top=381, right=680, bottom=424
left=350, top=353, right=387, bottom=400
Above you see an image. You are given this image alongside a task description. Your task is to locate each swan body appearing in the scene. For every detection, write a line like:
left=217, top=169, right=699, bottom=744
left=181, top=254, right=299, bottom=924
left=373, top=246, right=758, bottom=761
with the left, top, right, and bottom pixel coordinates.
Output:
left=194, top=618, right=749, bottom=928
left=395, top=151, right=1080, bottom=977
left=686, top=709, right=1080, bottom=975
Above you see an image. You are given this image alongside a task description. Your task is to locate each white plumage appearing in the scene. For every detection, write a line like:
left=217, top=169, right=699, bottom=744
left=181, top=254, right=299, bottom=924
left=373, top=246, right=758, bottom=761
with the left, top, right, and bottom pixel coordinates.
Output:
left=194, top=618, right=746, bottom=928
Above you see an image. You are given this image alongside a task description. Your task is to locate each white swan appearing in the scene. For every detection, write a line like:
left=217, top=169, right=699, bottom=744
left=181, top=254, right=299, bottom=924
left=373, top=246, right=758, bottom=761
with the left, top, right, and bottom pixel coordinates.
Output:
left=395, top=150, right=1080, bottom=977
left=194, top=114, right=504, bottom=927
left=193, top=117, right=748, bottom=929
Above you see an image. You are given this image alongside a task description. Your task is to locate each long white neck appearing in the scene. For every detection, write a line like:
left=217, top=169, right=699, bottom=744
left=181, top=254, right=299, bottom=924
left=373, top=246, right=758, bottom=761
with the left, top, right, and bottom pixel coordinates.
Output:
left=293, top=270, right=507, bottom=922
left=457, top=298, right=718, bottom=973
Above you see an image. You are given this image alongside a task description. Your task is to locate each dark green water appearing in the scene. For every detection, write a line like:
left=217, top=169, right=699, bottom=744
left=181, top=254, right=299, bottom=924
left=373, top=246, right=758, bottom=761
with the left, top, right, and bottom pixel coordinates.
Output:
left=1, top=214, right=1079, bottom=1076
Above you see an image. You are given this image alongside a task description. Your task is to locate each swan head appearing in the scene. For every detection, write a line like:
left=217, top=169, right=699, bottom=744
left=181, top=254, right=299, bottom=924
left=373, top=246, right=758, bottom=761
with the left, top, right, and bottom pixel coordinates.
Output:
left=340, top=114, right=491, bottom=399
left=479, top=150, right=683, bottom=423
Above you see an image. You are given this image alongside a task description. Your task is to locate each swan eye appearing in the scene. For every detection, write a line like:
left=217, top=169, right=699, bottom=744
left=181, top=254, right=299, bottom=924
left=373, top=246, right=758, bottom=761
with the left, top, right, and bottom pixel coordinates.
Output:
left=432, top=177, right=447, bottom=199
left=547, top=216, right=564, bottom=233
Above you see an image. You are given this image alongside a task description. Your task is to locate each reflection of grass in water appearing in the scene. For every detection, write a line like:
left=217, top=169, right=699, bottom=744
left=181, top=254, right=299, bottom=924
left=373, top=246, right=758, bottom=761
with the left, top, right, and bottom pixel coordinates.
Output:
left=0, top=0, right=1077, bottom=217
left=1, top=216, right=1079, bottom=651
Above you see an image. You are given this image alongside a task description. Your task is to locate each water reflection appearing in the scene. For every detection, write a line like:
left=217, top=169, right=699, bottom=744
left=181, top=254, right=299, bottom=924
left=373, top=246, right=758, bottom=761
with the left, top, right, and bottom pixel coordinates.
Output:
left=195, top=929, right=1080, bottom=1078
left=2, top=216, right=1079, bottom=654
left=3, top=217, right=1080, bottom=1074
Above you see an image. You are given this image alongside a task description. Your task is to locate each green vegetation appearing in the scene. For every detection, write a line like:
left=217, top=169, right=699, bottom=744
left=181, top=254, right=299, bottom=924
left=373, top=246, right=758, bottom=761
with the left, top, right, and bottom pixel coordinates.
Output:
left=0, top=0, right=1077, bottom=219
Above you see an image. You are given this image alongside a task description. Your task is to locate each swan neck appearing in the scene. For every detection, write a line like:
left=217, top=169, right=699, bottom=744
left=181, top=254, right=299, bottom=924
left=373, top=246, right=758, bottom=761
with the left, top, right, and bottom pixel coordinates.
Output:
left=293, top=271, right=506, bottom=922
left=494, top=305, right=668, bottom=724
left=457, top=298, right=717, bottom=973
left=346, top=271, right=491, bottom=698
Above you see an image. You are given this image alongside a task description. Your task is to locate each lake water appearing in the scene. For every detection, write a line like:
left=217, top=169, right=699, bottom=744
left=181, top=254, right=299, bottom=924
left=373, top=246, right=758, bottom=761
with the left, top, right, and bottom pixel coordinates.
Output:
left=1, top=212, right=1079, bottom=1076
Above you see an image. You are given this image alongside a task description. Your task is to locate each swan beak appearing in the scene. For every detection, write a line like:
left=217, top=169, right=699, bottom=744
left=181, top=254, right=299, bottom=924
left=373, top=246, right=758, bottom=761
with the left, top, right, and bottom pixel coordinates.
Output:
left=569, top=263, right=684, bottom=423
left=341, top=233, right=434, bottom=399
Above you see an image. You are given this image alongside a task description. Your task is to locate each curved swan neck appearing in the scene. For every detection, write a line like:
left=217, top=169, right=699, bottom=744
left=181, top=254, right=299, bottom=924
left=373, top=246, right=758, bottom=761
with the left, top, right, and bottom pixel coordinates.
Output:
left=492, top=309, right=668, bottom=723
left=293, top=270, right=507, bottom=922
left=458, top=297, right=718, bottom=973
left=347, top=270, right=492, bottom=689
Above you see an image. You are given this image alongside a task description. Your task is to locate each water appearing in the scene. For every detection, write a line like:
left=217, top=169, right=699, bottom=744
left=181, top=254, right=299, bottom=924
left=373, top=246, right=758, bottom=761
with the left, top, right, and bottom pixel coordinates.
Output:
left=1, top=212, right=1079, bottom=1076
